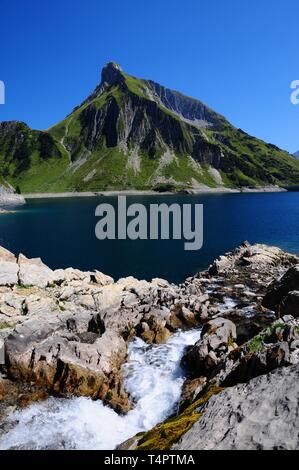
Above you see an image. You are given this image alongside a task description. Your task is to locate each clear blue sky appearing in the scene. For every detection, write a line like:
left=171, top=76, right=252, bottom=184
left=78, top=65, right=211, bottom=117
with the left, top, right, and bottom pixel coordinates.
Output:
left=0, top=0, right=298, bottom=152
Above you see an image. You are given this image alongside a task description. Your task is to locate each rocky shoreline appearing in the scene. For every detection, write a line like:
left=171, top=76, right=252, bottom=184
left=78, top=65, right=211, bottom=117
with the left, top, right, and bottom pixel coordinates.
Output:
left=0, top=184, right=25, bottom=206
left=0, top=242, right=299, bottom=449
left=22, top=185, right=287, bottom=199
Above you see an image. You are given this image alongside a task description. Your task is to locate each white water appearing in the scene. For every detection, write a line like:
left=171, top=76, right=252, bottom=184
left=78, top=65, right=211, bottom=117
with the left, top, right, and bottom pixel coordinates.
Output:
left=0, top=329, right=201, bottom=450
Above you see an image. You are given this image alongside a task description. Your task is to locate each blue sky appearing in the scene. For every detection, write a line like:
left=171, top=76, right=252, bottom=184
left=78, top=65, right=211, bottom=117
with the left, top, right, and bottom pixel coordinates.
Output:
left=0, top=0, right=298, bottom=152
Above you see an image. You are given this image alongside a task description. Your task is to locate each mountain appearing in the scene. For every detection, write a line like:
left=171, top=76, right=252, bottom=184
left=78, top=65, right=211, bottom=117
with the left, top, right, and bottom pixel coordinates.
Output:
left=1, top=62, right=299, bottom=193
left=293, top=151, right=299, bottom=159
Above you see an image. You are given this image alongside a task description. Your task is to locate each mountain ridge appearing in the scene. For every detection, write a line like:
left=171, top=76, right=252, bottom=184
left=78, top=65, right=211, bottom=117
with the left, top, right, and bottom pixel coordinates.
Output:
left=1, top=62, right=299, bottom=193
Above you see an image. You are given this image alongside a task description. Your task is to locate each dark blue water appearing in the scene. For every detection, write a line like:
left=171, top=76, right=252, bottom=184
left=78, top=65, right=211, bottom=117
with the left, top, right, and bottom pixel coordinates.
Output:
left=0, top=192, right=298, bottom=284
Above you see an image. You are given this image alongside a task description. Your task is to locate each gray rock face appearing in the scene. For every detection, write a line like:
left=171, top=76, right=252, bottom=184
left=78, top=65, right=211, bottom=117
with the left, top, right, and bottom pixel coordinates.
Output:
left=18, top=254, right=53, bottom=288
left=280, top=291, right=299, bottom=318
left=0, top=183, right=25, bottom=206
left=0, top=247, right=19, bottom=286
left=174, top=364, right=299, bottom=450
left=263, top=266, right=299, bottom=312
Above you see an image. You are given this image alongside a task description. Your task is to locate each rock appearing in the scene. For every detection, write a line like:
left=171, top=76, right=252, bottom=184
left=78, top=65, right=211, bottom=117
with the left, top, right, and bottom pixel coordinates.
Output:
left=117, top=434, right=145, bottom=451
left=0, top=247, right=19, bottom=286
left=0, top=338, right=5, bottom=366
left=263, top=266, right=299, bottom=311
left=23, top=294, right=57, bottom=317
left=209, top=243, right=298, bottom=276
left=5, top=313, right=129, bottom=412
left=91, top=270, right=114, bottom=286
left=174, top=364, right=299, bottom=450
left=214, top=319, right=299, bottom=387
left=181, top=306, right=196, bottom=326
left=18, top=254, right=53, bottom=288
left=182, top=318, right=236, bottom=377
left=179, top=377, right=207, bottom=411
left=0, top=183, right=25, bottom=206
left=222, top=307, right=277, bottom=343
left=0, top=376, right=3, bottom=401
left=155, top=326, right=171, bottom=344
left=279, top=291, right=299, bottom=318
left=221, top=342, right=291, bottom=387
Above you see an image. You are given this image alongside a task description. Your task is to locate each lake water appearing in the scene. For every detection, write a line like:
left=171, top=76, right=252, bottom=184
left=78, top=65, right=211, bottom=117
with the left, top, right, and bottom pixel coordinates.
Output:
left=0, top=192, right=298, bottom=284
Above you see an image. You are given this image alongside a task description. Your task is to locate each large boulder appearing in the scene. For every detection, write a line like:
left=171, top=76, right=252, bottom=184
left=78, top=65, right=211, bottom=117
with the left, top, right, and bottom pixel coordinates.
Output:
left=18, top=254, right=53, bottom=288
left=174, top=364, right=299, bottom=450
left=5, top=311, right=129, bottom=412
left=182, top=318, right=237, bottom=377
left=263, top=266, right=299, bottom=311
left=0, top=247, right=19, bottom=286
left=279, top=291, right=299, bottom=318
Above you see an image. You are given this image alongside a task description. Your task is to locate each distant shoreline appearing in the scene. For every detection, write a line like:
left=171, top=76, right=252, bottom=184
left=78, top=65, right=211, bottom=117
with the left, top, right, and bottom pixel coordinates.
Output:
left=23, top=186, right=287, bottom=199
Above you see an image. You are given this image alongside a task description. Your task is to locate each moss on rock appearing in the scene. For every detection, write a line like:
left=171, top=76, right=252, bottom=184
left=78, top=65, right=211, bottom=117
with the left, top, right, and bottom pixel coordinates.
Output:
left=135, top=386, right=223, bottom=450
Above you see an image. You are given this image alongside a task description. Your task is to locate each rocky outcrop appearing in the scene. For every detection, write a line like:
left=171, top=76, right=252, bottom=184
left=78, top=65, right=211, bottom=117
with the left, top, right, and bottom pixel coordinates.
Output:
left=209, top=242, right=298, bottom=276
left=5, top=315, right=129, bottom=412
left=263, top=265, right=299, bottom=314
left=174, top=364, right=299, bottom=450
left=1, top=241, right=299, bottom=447
left=0, top=183, right=25, bottom=206
left=182, top=318, right=237, bottom=378
left=0, top=246, right=203, bottom=411
left=0, top=247, right=19, bottom=286
left=116, top=242, right=299, bottom=450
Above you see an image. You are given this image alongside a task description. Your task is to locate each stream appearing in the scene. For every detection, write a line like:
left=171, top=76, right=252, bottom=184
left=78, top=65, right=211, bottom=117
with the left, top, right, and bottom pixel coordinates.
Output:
left=0, top=328, right=201, bottom=450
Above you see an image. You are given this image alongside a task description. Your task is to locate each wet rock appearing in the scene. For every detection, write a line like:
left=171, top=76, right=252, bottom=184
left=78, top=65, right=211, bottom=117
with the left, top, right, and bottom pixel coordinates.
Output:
left=179, top=377, right=207, bottom=411
left=182, top=318, right=237, bottom=378
left=4, top=313, right=129, bottom=412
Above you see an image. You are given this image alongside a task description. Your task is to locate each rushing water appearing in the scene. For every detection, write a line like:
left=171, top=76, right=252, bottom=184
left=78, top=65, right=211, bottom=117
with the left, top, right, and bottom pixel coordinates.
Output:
left=0, top=192, right=299, bottom=283
left=0, top=329, right=201, bottom=450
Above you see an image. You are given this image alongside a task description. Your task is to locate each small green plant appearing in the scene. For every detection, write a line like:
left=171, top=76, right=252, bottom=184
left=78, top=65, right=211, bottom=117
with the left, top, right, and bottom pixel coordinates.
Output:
left=136, top=386, right=223, bottom=450
left=17, top=284, right=34, bottom=289
left=105, top=391, right=113, bottom=401
left=0, top=322, right=16, bottom=330
left=247, top=335, right=264, bottom=353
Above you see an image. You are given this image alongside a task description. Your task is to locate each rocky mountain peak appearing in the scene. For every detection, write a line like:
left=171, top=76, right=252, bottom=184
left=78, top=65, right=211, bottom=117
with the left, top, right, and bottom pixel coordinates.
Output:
left=101, top=62, right=123, bottom=86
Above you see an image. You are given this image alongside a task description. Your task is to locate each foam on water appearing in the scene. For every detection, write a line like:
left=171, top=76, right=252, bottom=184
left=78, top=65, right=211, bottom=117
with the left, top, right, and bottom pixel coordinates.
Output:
left=0, top=328, right=201, bottom=450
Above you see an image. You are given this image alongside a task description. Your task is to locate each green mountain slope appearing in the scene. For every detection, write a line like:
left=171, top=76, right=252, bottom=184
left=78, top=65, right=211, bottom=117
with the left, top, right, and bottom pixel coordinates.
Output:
left=1, top=63, right=299, bottom=192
